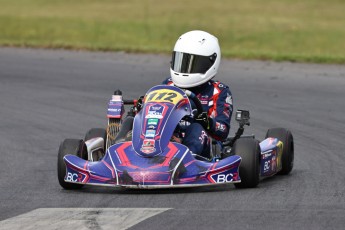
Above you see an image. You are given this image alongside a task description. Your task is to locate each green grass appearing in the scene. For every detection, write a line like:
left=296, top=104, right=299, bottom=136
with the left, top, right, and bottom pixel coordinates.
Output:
left=1, top=0, right=345, bottom=63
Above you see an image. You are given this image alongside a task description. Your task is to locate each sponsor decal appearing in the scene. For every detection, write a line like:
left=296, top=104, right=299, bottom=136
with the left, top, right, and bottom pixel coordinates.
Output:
left=147, top=118, right=159, bottom=125
left=147, top=125, right=156, bottom=130
left=145, top=130, right=156, bottom=138
left=213, top=173, right=234, bottom=183
left=140, top=139, right=156, bottom=154
left=262, top=151, right=272, bottom=159
left=150, top=106, right=162, bottom=111
left=264, top=161, right=271, bottom=172
left=142, top=139, right=155, bottom=147
left=145, top=112, right=163, bottom=119
left=145, top=104, right=164, bottom=119
left=200, top=95, right=209, bottom=105
left=107, top=108, right=121, bottom=112
left=65, top=172, right=82, bottom=182
left=215, top=122, right=226, bottom=131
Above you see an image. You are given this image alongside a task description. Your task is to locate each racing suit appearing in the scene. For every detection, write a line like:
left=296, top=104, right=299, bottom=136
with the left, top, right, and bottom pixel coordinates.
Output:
left=162, top=78, right=233, bottom=159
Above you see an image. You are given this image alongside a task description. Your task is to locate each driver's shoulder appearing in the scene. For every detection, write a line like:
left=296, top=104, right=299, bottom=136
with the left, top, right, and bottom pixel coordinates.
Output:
left=162, top=77, right=173, bottom=85
left=210, top=80, right=230, bottom=92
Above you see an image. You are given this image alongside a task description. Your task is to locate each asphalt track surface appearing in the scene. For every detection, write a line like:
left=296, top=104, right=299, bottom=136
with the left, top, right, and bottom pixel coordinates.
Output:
left=0, top=48, right=344, bottom=229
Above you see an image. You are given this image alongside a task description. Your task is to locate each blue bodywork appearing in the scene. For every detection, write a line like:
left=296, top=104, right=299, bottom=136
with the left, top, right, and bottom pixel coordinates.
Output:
left=63, top=85, right=282, bottom=188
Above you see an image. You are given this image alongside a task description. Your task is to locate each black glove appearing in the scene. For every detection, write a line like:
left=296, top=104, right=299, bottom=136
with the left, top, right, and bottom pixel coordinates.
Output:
left=195, top=112, right=213, bottom=130
left=135, top=96, right=144, bottom=112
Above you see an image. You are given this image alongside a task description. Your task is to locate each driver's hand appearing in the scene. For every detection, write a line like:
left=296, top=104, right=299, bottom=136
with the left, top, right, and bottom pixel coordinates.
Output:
left=195, top=112, right=213, bottom=130
left=191, top=109, right=198, bottom=118
left=135, top=96, right=144, bottom=112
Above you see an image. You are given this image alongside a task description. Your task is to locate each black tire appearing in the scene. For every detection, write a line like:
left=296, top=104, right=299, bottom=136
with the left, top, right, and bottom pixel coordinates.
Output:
left=233, top=138, right=261, bottom=188
left=265, top=128, right=294, bottom=175
left=57, top=139, right=86, bottom=190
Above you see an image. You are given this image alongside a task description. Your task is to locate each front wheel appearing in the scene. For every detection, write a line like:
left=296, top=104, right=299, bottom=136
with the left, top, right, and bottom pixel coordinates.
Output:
left=233, top=138, right=261, bottom=188
left=265, top=128, right=294, bottom=175
left=57, top=139, right=87, bottom=190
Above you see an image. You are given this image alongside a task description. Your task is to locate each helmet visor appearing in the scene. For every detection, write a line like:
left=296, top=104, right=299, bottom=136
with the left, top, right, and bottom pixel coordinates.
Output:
left=171, top=52, right=216, bottom=74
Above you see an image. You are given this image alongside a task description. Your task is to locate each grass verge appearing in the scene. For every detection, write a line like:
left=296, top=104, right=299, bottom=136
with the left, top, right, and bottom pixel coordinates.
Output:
left=0, top=0, right=344, bottom=63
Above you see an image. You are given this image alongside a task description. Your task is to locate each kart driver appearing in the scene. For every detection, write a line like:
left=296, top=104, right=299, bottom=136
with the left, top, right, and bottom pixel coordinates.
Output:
left=163, top=30, right=233, bottom=160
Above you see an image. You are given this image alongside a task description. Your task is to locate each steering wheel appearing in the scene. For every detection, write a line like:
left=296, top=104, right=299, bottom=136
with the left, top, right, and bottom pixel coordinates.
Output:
left=185, top=90, right=204, bottom=117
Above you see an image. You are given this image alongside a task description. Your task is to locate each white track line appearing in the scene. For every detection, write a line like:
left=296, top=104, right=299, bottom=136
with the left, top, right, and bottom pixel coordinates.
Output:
left=0, top=208, right=171, bottom=230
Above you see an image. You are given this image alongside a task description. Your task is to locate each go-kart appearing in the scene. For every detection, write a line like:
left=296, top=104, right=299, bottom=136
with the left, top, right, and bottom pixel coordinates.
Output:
left=57, top=85, right=294, bottom=189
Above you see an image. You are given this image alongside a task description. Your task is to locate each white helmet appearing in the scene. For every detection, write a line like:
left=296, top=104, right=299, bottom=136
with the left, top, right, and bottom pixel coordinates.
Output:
left=170, top=30, right=221, bottom=88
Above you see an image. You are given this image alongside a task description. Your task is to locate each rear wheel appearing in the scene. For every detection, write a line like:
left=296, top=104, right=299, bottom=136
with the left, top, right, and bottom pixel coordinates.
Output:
left=233, top=138, right=261, bottom=188
left=57, top=139, right=87, bottom=190
left=265, top=128, right=294, bottom=175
